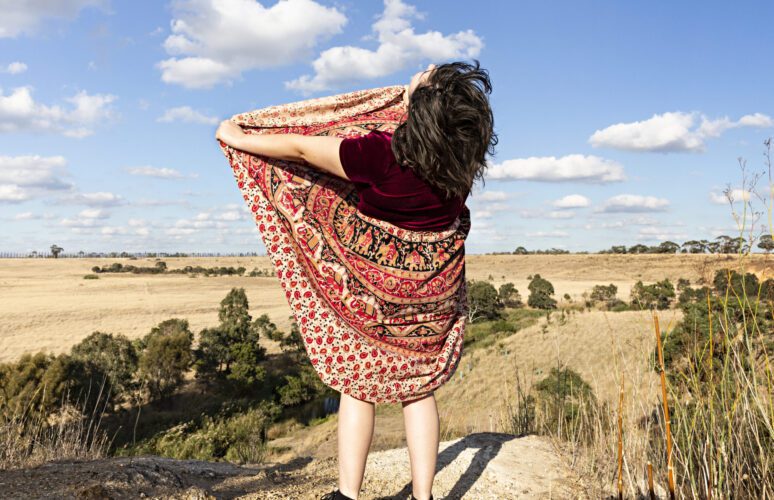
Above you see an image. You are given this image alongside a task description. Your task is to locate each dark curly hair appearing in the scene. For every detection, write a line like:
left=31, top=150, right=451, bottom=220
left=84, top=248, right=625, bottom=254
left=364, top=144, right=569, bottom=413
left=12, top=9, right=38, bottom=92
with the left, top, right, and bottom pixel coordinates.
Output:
left=392, top=59, right=497, bottom=200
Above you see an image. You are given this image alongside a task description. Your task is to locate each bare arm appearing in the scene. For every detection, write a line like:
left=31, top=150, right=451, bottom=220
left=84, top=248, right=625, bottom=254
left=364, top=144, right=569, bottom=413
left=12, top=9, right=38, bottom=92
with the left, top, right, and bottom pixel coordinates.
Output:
left=216, top=120, right=349, bottom=181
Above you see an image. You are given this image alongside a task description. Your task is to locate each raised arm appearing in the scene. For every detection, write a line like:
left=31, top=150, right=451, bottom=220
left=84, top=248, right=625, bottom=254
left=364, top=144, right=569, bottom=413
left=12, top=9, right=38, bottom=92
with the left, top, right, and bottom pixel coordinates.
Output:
left=216, top=120, right=348, bottom=181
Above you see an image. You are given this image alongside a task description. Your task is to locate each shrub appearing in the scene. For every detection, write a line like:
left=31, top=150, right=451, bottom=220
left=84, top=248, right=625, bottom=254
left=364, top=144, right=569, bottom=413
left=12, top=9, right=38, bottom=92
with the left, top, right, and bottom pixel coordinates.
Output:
left=630, top=278, right=675, bottom=310
left=497, top=282, right=523, bottom=308
left=138, top=319, right=193, bottom=401
left=527, top=274, right=557, bottom=310
left=466, top=279, right=504, bottom=322
left=534, top=367, right=597, bottom=443
left=134, top=401, right=281, bottom=463
left=70, top=331, right=138, bottom=404
left=193, top=288, right=268, bottom=391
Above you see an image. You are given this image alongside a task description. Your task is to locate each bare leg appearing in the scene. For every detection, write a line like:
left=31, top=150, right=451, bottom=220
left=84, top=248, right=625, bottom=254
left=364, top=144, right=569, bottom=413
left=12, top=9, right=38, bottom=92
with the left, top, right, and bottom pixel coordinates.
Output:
left=402, top=392, right=439, bottom=500
left=338, top=392, right=375, bottom=499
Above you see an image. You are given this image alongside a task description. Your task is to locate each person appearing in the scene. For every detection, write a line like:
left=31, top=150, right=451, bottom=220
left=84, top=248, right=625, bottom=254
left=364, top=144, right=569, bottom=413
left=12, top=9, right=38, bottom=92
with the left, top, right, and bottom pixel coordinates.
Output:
left=216, top=60, right=496, bottom=500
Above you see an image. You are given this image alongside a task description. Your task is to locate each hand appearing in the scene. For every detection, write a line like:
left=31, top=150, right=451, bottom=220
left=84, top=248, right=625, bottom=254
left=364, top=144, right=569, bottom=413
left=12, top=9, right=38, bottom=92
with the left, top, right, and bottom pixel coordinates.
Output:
left=215, top=119, right=245, bottom=148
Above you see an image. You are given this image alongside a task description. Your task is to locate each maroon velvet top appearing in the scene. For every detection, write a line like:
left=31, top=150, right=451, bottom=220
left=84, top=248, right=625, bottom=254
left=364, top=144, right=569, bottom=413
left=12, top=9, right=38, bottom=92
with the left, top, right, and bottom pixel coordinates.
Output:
left=338, top=130, right=466, bottom=231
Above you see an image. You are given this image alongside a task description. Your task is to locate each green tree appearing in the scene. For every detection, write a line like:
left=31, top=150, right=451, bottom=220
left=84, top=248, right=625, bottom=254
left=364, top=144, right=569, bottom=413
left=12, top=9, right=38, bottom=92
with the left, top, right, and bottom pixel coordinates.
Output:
left=466, top=280, right=503, bottom=322
left=70, top=331, right=138, bottom=402
left=279, top=317, right=304, bottom=353
left=758, top=234, right=774, bottom=253
left=527, top=274, right=557, bottom=310
left=630, top=279, right=675, bottom=310
left=193, top=288, right=268, bottom=390
left=138, top=319, right=193, bottom=400
left=498, top=282, right=522, bottom=308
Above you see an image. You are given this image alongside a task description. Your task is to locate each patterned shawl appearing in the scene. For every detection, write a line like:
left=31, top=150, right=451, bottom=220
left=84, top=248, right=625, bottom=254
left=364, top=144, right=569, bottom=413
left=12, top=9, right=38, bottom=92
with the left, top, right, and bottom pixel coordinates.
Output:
left=218, top=85, right=470, bottom=404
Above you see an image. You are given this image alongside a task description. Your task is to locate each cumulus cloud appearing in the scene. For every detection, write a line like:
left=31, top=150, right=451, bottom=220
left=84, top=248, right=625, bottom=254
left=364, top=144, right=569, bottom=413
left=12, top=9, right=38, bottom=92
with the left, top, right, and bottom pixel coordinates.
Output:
left=4, top=62, right=28, bottom=74
left=471, top=189, right=509, bottom=201
left=157, top=105, right=220, bottom=125
left=0, top=154, right=74, bottom=203
left=547, top=210, right=575, bottom=219
left=0, top=0, right=107, bottom=38
left=58, top=191, right=126, bottom=207
left=709, top=188, right=751, bottom=205
left=60, top=208, right=110, bottom=228
left=286, top=0, right=483, bottom=93
left=598, top=194, right=670, bottom=213
left=0, top=86, right=118, bottom=138
left=525, top=230, right=569, bottom=238
left=157, top=0, right=347, bottom=89
left=552, top=194, right=590, bottom=209
left=486, top=154, right=625, bottom=183
left=125, top=165, right=195, bottom=179
left=636, top=226, right=689, bottom=242
left=589, top=111, right=773, bottom=153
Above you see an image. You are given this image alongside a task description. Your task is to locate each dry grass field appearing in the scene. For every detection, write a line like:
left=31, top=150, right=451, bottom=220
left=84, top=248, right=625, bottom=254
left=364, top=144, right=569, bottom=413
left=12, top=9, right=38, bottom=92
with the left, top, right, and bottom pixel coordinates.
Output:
left=0, top=253, right=765, bottom=363
left=1, top=253, right=771, bottom=497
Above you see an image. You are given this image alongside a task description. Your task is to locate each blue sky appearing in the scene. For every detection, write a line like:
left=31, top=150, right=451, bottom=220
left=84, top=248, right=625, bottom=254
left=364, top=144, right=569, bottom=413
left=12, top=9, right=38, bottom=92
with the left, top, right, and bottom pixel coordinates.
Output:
left=1, top=0, right=773, bottom=255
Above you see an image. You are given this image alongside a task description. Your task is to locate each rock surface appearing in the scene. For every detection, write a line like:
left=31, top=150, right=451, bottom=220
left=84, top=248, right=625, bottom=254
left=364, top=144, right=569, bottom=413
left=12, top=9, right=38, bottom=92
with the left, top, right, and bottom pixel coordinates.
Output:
left=0, top=433, right=580, bottom=499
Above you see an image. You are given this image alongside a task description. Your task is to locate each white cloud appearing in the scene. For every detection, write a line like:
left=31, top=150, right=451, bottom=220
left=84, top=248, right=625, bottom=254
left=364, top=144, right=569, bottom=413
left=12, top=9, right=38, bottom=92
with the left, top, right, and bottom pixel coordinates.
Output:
left=525, top=230, right=569, bottom=238
left=0, top=154, right=74, bottom=203
left=709, top=188, right=751, bottom=205
left=487, top=154, right=625, bottom=183
left=157, top=0, right=347, bottom=89
left=552, top=194, right=590, bottom=209
left=472, top=189, right=508, bottom=201
left=547, top=210, right=575, bottom=219
left=589, top=111, right=773, bottom=153
left=4, top=62, right=28, bottom=74
left=0, top=154, right=71, bottom=189
left=0, top=0, right=107, bottom=38
left=599, top=194, right=670, bottom=213
left=636, top=226, right=689, bottom=241
left=78, top=208, right=109, bottom=219
left=157, top=105, right=220, bottom=125
left=13, top=211, right=37, bottom=220
left=125, top=165, right=193, bottom=179
left=0, top=86, right=118, bottom=138
left=59, top=191, right=126, bottom=207
left=60, top=216, right=103, bottom=228
left=0, top=184, right=30, bottom=202
left=286, top=0, right=483, bottom=93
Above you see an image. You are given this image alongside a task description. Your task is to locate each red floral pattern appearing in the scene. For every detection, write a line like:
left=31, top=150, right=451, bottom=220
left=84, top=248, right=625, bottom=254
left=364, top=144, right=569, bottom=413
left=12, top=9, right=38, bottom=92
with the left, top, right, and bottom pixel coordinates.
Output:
left=218, top=85, right=470, bottom=404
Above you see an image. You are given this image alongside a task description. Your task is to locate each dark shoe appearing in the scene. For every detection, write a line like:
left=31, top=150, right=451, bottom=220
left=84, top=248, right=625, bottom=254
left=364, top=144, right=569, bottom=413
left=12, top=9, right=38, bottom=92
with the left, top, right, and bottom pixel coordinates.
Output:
left=320, top=489, right=355, bottom=500
left=411, top=495, right=433, bottom=500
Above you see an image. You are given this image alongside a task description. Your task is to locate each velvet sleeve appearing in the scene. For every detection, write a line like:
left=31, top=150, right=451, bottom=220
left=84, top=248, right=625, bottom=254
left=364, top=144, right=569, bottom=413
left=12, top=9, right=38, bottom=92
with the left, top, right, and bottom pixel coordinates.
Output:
left=338, top=130, right=392, bottom=185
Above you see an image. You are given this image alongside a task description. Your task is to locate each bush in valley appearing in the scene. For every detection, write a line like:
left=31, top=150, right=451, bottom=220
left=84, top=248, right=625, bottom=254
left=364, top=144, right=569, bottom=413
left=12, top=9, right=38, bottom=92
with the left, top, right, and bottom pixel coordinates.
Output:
left=248, top=267, right=275, bottom=277
left=465, top=279, right=504, bottom=322
left=659, top=267, right=774, bottom=373
left=607, top=299, right=630, bottom=312
left=193, top=288, right=268, bottom=392
left=533, top=367, right=597, bottom=442
left=0, top=352, right=111, bottom=419
left=588, top=283, right=616, bottom=305
left=527, top=274, right=557, bottom=310
left=91, top=262, right=248, bottom=276
left=277, top=363, right=328, bottom=407
left=70, top=332, right=138, bottom=404
left=133, top=400, right=282, bottom=463
left=137, top=319, right=194, bottom=401
left=629, top=278, right=675, bottom=310
left=279, top=318, right=304, bottom=353
left=83, top=274, right=99, bottom=279
left=497, top=282, right=523, bottom=308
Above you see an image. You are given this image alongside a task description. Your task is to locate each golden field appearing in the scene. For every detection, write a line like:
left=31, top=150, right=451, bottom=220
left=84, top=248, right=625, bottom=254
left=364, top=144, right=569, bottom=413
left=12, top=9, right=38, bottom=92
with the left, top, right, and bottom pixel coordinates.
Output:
left=0, top=253, right=766, bottom=364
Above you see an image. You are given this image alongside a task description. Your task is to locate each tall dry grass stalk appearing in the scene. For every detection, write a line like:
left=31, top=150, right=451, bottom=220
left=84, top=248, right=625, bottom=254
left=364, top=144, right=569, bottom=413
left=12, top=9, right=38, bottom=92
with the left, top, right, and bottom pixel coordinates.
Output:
left=0, top=383, right=112, bottom=469
left=503, top=137, right=774, bottom=498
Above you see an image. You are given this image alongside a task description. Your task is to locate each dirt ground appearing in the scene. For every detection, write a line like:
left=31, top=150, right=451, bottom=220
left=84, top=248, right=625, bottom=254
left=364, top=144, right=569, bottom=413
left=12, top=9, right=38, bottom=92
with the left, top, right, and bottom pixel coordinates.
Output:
left=0, top=433, right=580, bottom=499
